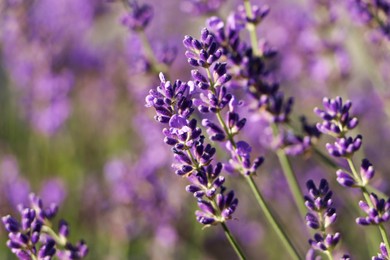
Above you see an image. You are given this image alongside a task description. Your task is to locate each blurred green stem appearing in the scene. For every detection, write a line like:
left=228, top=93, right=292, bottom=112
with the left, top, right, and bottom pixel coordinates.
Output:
left=324, top=251, right=334, bottom=260
left=138, top=30, right=168, bottom=74
left=379, top=224, right=390, bottom=254
left=205, top=51, right=301, bottom=259
left=221, top=223, right=246, bottom=260
left=121, top=0, right=168, bottom=74
left=246, top=176, right=301, bottom=260
left=242, top=0, right=261, bottom=56
left=314, top=149, right=388, bottom=199
left=272, top=123, right=306, bottom=217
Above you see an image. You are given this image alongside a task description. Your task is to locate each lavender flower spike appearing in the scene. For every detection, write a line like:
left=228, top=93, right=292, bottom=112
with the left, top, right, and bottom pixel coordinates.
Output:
left=146, top=73, right=239, bottom=226
left=146, top=73, right=245, bottom=258
left=314, top=96, right=358, bottom=138
left=304, top=179, right=346, bottom=257
left=2, top=193, right=87, bottom=260
left=356, top=193, right=390, bottom=226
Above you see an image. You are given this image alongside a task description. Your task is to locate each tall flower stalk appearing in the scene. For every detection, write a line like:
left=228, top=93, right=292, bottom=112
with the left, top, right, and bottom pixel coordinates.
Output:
left=314, top=96, right=390, bottom=255
left=233, top=0, right=308, bottom=218
left=146, top=74, right=245, bottom=259
left=183, top=23, right=300, bottom=258
left=121, top=0, right=174, bottom=74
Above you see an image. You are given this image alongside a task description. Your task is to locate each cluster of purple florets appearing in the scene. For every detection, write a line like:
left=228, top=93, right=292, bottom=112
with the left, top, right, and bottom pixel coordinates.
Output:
left=2, top=194, right=87, bottom=260
left=146, top=73, right=238, bottom=226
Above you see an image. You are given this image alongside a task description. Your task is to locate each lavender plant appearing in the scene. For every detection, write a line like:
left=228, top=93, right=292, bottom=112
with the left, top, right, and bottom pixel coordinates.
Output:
left=2, top=194, right=87, bottom=260
left=304, top=179, right=347, bottom=259
left=145, top=73, right=245, bottom=258
left=204, top=1, right=320, bottom=220
left=315, top=96, right=390, bottom=255
left=177, top=18, right=301, bottom=258
left=2, top=0, right=390, bottom=258
left=349, top=0, right=390, bottom=39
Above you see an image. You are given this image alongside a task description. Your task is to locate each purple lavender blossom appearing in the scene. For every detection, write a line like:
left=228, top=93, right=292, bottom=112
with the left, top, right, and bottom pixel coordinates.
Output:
left=348, top=0, right=390, bottom=39
left=373, top=243, right=389, bottom=260
left=356, top=193, right=390, bottom=225
left=121, top=0, right=153, bottom=32
left=314, top=97, right=358, bottom=137
left=184, top=28, right=263, bottom=176
left=304, top=179, right=342, bottom=256
left=206, top=8, right=315, bottom=157
left=181, top=0, right=226, bottom=16
left=146, top=73, right=238, bottom=226
left=2, top=194, right=87, bottom=259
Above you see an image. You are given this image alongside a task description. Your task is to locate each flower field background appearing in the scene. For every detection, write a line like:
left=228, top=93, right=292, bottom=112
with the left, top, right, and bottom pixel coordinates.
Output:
left=0, top=0, right=390, bottom=259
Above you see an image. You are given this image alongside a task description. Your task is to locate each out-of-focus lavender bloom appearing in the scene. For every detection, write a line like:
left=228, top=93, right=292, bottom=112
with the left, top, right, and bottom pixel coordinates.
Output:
left=2, top=194, right=87, bottom=259
left=304, top=179, right=342, bottom=256
left=232, top=4, right=270, bottom=27
left=181, top=0, right=226, bottom=16
left=348, top=0, right=390, bottom=39
left=0, top=156, right=30, bottom=209
left=373, top=243, right=389, bottom=260
left=356, top=193, right=390, bottom=225
left=1, top=0, right=103, bottom=135
left=121, top=0, right=153, bottom=31
left=0, top=155, right=69, bottom=212
left=39, top=179, right=67, bottom=207
left=124, top=35, right=177, bottom=74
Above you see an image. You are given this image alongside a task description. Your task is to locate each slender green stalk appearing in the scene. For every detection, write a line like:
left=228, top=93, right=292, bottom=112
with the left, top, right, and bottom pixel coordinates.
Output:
left=379, top=224, right=390, bottom=254
left=138, top=30, right=168, bottom=74
left=221, top=223, right=247, bottom=260
left=324, top=251, right=334, bottom=260
left=314, top=149, right=388, bottom=199
left=272, top=123, right=306, bottom=217
left=347, top=158, right=374, bottom=207
left=121, top=0, right=168, bottom=74
left=205, top=57, right=300, bottom=259
left=246, top=176, right=301, bottom=260
left=242, top=0, right=261, bottom=56
left=314, top=148, right=339, bottom=170
left=41, top=225, right=67, bottom=246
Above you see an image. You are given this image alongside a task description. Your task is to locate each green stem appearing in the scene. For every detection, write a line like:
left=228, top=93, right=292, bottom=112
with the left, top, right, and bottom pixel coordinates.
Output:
left=272, top=123, right=306, bottom=217
left=242, top=0, right=261, bottom=56
left=346, top=158, right=361, bottom=182
left=246, top=176, right=301, bottom=259
left=138, top=30, right=168, bottom=74
left=346, top=158, right=374, bottom=207
left=315, top=149, right=388, bottom=199
left=221, top=223, right=247, bottom=260
left=314, top=148, right=339, bottom=170
left=41, top=225, right=67, bottom=246
left=31, top=254, right=38, bottom=260
left=205, top=66, right=300, bottom=258
left=379, top=224, right=390, bottom=255
left=185, top=142, right=247, bottom=258
left=324, top=250, right=334, bottom=260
